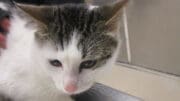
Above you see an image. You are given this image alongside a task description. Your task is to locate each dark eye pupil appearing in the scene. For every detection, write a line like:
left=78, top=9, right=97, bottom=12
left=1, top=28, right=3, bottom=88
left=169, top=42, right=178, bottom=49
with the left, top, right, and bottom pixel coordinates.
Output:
left=49, top=60, right=62, bottom=67
left=80, top=60, right=97, bottom=70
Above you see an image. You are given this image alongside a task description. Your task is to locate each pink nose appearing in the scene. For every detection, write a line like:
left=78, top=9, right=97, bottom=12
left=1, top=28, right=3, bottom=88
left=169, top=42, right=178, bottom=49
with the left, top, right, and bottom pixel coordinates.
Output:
left=64, top=84, right=77, bottom=93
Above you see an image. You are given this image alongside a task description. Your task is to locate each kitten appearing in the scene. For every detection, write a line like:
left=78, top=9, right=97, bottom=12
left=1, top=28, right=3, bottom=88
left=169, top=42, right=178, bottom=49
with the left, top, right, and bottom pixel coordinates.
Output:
left=0, top=0, right=128, bottom=101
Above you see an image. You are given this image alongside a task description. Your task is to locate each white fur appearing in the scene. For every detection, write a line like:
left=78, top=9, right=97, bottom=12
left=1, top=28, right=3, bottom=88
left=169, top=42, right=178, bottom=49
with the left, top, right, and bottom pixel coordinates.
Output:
left=88, top=5, right=99, bottom=11
left=0, top=3, right=120, bottom=101
left=0, top=2, right=8, bottom=11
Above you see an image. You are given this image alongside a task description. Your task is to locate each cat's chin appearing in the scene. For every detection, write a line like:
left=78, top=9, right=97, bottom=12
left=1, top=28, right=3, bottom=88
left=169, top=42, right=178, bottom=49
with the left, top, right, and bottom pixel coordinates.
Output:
left=60, top=88, right=87, bottom=95
left=63, top=89, right=88, bottom=96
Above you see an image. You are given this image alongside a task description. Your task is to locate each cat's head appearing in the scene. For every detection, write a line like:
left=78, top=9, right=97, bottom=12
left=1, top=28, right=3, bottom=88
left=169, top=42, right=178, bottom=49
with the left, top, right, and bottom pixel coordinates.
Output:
left=17, top=0, right=128, bottom=95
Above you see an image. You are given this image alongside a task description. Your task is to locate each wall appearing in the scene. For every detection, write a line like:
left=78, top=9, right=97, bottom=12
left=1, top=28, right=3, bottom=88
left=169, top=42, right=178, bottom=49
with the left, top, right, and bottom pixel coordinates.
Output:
left=126, top=0, right=180, bottom=75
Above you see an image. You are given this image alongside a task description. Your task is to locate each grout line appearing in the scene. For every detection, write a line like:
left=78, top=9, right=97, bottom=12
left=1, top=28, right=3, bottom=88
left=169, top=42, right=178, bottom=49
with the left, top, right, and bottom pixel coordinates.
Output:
left=123, top=7, right=132, bottom=63
left=116, top=62, right=180, bottom=79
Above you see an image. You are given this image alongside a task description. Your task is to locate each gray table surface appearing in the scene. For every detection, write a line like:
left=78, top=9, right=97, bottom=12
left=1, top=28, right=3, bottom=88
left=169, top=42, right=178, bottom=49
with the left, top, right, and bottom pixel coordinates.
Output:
left=72, top=83, right=142, bottom=101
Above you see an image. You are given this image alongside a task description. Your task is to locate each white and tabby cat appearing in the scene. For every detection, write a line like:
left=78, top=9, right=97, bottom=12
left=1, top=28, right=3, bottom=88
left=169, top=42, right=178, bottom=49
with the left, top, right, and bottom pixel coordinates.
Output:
left=0, top=0, right=128, bottom=101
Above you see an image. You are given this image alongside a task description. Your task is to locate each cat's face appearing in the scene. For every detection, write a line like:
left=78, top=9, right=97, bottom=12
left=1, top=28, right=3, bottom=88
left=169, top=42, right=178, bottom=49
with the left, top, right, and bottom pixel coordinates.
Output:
left=18, top=0, right=128, bottom=95
left=34, top=33, right=117, bottom=95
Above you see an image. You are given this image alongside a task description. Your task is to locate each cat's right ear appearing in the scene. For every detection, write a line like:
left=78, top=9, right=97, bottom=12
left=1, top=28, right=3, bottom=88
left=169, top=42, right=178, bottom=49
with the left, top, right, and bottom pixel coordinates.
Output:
left=16, top=3, right=52, bottom=25
left=98, top=0, right=128, bottom=32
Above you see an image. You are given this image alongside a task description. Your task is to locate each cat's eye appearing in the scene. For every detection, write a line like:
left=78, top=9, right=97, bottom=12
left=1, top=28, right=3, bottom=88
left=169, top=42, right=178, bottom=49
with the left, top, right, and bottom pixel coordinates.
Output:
left=49, top=59, right=62, bottom=67
left=80, top=60, right=97, bottom=70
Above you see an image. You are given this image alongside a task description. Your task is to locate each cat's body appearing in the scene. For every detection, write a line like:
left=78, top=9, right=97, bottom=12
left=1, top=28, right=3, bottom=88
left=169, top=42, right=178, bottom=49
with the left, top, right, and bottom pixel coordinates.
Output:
left=0, top=0, right=128, bottom=101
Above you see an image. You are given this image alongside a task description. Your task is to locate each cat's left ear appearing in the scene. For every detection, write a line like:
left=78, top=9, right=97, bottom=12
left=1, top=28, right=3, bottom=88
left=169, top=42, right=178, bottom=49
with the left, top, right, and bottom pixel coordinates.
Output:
left=16, top=3, right=52, bottom=25
left=99, top=0, right=128, bottom=31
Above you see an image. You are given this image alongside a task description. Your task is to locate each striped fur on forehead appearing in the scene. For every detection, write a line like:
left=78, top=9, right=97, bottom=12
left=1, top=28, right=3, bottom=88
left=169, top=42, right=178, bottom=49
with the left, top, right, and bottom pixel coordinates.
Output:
left=35, top=4, right=119, bottom=60
left=46, top=4, right=110, bottom=44
left=17, top=0, right=129, bottom=62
